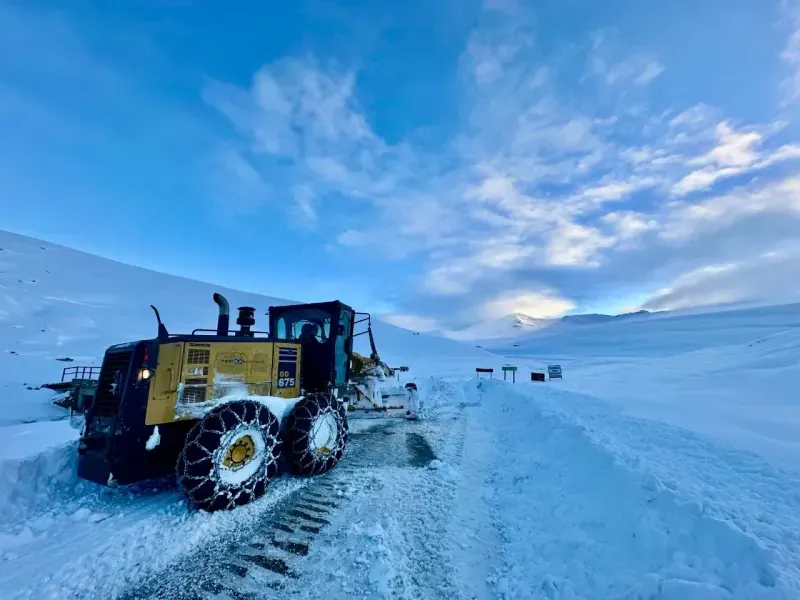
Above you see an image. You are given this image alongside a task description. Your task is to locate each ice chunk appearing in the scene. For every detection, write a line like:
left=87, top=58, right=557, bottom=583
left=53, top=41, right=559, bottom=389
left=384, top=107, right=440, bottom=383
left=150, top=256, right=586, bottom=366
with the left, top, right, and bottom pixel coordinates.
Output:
left=145, top=426, right=161, bottom=451
left=0, top=527, right=34, bottom=551
left=88, top=512, right=110, bottom=524
left=71, top=507, right=92, bottom=521
left=660, top=579, right=732, bottom=599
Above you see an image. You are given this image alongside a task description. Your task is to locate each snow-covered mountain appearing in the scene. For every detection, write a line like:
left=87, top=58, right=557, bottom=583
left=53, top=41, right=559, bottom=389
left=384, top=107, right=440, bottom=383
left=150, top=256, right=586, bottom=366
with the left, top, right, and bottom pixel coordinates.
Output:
left=443, top=309, right=654, bottom=343
left=442, top=312, right=554, bottom=342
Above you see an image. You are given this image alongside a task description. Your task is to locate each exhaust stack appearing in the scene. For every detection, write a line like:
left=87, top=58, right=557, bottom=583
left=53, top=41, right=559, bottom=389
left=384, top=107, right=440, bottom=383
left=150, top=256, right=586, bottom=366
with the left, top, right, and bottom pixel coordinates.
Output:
left=150, top=305, right=169, bottom=341
left=236, top=306, right=256, bottom=337
left=213, top=293, right=230, bottom=336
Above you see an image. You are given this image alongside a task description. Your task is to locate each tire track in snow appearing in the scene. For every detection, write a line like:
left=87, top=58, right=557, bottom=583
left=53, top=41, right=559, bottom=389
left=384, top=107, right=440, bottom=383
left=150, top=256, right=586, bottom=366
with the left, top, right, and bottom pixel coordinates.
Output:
left=270, top=378, right=468, bottom=600
left=117, top=419, right=438, bottom=599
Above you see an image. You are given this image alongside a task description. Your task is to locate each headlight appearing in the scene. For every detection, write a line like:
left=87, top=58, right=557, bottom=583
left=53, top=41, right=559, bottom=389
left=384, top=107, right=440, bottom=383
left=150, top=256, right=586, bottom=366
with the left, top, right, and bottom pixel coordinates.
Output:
left=138, top=368, right=153, bottom=381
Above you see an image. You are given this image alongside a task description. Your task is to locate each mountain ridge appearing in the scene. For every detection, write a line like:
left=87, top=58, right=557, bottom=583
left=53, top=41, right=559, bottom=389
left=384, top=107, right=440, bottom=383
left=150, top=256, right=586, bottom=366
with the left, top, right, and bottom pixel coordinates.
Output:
left=442, top=309, right=654, bottom=342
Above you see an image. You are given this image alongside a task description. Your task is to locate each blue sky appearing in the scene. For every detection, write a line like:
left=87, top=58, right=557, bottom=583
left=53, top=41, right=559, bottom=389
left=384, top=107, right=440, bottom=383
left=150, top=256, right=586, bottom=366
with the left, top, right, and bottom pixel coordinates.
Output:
left=3, top=0, right=800, bottom=333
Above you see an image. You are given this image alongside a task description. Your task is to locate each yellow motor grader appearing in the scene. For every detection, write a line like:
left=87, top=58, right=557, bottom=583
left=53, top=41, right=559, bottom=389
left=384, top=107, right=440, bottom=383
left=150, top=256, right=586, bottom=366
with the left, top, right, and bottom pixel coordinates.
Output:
left=76, top=293, right=417, bottom=511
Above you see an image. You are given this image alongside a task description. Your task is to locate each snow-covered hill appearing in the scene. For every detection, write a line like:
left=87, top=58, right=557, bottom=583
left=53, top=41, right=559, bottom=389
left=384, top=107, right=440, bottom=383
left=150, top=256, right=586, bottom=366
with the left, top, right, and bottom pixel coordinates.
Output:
left=442, top=312, right=554, bottom=342
left=443, top=308, right=654, bottom=343
left=488, top=302, right=800, bottom=469
left=0, top=230, right=487, bottom=425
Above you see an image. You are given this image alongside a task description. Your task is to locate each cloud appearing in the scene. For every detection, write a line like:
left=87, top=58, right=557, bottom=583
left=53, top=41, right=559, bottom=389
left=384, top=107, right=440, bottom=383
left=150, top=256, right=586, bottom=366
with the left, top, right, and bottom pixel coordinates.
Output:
left=671, top=121, right=800, bottom=196
left=781, top=2, right=800, bottom=106
left=661, top=176, right=800, bottom=241
left=210, top=147, right=271, bottom=211
left=204, top=55, right=448, bottom=251
left=465, top=25, right=533, bottom=86
left=691, top=122, right=762, bottom=168
left=641, top=249, right=800, bottom=311
left=585, top=33, right=664, bottom=87
left=423, top=235, right=537, bottom=295
left=634, top=61, right=665, bottom=85
left=600, top=211, right=659, bottom=242
left=483, top=289, right=576, bottom=319
left=205, top=2, right=800, bottom=329
left=290, top=184, right=317, bottom=227
left=380, top=313, right=440, bottom=332
left=204, top=56, right=410, bottom=205
left=668, top=104, right=716, bottom=129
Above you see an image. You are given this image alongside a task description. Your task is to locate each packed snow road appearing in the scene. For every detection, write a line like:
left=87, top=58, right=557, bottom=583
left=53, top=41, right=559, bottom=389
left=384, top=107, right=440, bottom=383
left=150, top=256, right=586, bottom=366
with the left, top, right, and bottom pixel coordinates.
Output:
left=2, top=378, right=798, bottom=599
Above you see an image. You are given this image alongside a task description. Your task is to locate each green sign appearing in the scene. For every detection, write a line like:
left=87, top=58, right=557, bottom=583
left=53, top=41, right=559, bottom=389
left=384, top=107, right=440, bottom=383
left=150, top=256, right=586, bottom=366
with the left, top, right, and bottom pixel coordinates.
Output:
left=501, top=365, right=517, bottom=372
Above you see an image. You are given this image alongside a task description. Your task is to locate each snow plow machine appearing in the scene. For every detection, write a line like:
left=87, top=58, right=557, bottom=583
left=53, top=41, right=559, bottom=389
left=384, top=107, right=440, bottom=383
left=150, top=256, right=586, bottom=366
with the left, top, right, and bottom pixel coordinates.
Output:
left=76, top=293, right=418, bottom=511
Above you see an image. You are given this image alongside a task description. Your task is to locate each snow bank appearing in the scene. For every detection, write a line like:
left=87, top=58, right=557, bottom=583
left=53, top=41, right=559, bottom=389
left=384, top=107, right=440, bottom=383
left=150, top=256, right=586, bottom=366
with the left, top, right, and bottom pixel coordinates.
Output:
left=447, top=379, right=791, bottom=598
left=504, top=380, right=800, bottom=595
left=0, top=475, right=309, bottom=600
left=0, top=421, right=83, bottom=525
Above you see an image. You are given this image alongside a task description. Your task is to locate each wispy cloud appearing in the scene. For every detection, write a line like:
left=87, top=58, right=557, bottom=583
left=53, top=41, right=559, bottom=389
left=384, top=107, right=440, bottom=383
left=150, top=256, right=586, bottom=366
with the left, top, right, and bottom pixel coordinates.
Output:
left=641, top=245, right=800, bottom=311
left=781, top=0, right=800, bottom=106
left=205, top=1, right=800, bottom=328
left=381, top=313, right=440, bottom=332
left=203, top=56, right=440, bottom=237
left=585, top=32, right=664, bottom=87
left=483, top=289, right=576, bottom=319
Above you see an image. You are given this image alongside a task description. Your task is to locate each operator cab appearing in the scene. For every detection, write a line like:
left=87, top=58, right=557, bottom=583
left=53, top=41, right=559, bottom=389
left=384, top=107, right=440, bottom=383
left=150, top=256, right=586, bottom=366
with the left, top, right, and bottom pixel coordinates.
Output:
left=268, top=301, right=355, bottom=393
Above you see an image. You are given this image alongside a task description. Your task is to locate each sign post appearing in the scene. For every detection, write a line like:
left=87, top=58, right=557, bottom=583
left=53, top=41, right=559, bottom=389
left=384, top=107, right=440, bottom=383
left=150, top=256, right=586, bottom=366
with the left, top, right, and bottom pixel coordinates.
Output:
left=476, top=368, right=493, bottom=379
left=547, top=365, right=562, bottom=380
left=502, top=365, right=518, bottom=383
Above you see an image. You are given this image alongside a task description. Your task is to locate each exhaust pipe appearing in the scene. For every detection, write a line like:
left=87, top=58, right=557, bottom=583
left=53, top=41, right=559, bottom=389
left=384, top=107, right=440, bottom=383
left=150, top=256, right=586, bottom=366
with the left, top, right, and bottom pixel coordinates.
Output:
left=236, top=306, right=256, bottom=337
left=213, top=293, right=230, bottom=336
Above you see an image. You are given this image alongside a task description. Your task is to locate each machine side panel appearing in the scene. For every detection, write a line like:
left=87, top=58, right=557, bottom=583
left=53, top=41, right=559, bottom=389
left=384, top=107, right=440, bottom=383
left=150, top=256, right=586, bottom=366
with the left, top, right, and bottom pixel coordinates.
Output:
left=272, top=342, right=302, bottom=398
left=144, top=342, right=185, bottom=426
left=207, top=341, right=275, bottom=398
left=146, top=340, right=301, bottom=424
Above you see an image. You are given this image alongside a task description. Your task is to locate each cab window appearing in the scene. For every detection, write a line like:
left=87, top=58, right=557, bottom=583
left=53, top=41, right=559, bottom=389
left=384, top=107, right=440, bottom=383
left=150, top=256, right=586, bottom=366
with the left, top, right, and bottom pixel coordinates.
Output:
left=275, top=309, right=332, bottom=342
left=276, top=317, right=287, bottom=339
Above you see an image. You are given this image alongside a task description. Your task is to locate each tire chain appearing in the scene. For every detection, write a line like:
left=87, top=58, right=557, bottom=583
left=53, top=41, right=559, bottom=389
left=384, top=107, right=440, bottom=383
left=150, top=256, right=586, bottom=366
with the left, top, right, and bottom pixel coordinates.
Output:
left=177, top=400, right=282, bottom=511
left=283, top=393, right=348, bottom=476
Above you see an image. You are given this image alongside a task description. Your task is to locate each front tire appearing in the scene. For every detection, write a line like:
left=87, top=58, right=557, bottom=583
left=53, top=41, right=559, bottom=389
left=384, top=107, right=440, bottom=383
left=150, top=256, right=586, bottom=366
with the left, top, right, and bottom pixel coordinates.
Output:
left=282, top=393, right=348, bottom=476
left=177, top=400, right=282, bottom=511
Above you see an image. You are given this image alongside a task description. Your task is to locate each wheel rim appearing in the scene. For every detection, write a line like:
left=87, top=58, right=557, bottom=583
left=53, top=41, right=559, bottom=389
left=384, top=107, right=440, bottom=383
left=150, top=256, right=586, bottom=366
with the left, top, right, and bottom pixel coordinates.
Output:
left=223, top=435, right=256, bottom=469
left=215, top=427, right=267, bottom=485
left=309, top=412, right=338, bottom=456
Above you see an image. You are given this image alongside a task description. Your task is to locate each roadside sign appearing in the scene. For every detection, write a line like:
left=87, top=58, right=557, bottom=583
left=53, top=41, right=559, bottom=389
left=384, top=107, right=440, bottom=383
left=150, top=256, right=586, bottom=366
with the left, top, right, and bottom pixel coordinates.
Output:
left=531, top=372, right=545, bottom=382
left=502, top=364, right=517, bottom=383
left=547, top=364, right=562, bottom=380
left=476, top=367, right=494, bottom=379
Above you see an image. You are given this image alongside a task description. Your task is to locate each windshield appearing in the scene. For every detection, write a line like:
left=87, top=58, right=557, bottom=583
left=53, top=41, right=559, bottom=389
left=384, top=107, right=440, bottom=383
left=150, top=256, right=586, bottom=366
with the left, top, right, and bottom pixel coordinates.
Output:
left=275, top=308, right=332, bottom=342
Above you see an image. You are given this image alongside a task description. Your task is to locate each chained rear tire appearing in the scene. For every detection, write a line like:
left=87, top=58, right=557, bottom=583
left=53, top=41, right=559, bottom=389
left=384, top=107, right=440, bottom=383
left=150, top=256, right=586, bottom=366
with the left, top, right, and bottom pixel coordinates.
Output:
left=177, top=400, right=282, bottom=511
left=282, top=392, right=348, bottom=476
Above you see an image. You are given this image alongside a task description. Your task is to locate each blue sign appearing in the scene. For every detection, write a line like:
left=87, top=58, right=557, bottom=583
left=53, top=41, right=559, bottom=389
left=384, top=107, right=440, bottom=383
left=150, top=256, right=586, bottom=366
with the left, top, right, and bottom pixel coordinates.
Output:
left=547, top=365, right=562, bottom=379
